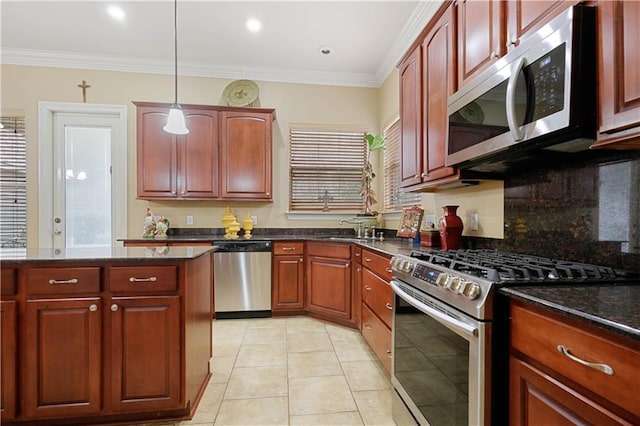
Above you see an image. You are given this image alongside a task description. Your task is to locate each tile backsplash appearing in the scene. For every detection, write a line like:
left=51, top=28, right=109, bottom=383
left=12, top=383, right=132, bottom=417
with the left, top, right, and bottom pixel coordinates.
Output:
left=469, top=153, right=640, bottom=272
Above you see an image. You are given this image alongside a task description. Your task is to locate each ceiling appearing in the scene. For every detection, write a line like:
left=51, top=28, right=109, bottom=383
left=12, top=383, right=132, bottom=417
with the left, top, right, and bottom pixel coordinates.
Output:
left=1, top=1, right=443, bottom=87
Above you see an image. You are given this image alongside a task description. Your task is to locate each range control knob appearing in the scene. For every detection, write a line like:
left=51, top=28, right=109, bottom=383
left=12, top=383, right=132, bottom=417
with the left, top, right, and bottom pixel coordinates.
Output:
left=402, top=260, right=414, bottom=273
left=390, top=257, right=400, bottom=269
left=462, top=282, right=481, bottom=299
left=448, top=277, right=463, bottom=293
left=436, top=273, right=449, bottom=287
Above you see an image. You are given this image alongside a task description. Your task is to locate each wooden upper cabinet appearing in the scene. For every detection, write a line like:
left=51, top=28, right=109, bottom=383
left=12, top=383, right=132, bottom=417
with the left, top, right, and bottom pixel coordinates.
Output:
left=220, top=111, right=273, bottom=199
left=135, top=104, right=218, bottom=200
left=593, top=0, right=640, bottom=149
left=457, top=0, right=506, bottom=88
left=399, top=46, right=423, bottom=188
left=180, top=110, right=219, bottom=198
left=423, top=4, right=459, bottom=183
left=135, top=102, right=275, bottom=200
left=506, top=0, right=568, bottom=48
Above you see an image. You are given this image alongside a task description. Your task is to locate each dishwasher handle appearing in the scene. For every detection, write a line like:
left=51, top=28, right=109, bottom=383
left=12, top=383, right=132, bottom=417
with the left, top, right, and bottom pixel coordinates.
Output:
left=214, top=241, right=272, bottom=252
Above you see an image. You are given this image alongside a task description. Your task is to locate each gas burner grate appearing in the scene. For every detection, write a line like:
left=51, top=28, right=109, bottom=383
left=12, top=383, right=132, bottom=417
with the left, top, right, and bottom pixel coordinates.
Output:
left=409, top=249, right=637, bottom=284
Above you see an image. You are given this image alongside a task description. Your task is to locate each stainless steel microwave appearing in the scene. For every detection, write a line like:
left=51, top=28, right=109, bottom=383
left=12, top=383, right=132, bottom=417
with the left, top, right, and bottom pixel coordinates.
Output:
left=446, top=5, right=596, bottom=174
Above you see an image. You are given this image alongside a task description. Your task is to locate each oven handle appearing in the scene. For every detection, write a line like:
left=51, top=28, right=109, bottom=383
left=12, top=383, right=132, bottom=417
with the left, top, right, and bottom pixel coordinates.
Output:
left=391, top=281, right=478, bottom=338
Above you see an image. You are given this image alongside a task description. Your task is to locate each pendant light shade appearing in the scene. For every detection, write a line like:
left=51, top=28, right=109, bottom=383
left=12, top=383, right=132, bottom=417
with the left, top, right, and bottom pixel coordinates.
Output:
left=164, top=0, right=189, bottom=135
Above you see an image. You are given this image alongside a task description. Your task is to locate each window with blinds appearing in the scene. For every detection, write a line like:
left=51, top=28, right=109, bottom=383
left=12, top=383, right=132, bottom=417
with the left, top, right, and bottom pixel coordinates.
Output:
left=0, top=117, right=27, bottom=247
left=289, top=126, right=366, bottom=211
left=383, top=119, right=421, bottom=211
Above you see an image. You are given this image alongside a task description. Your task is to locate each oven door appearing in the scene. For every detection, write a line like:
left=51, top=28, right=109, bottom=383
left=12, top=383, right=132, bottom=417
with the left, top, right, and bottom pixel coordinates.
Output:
left=391, top=280, right=491, bottom=426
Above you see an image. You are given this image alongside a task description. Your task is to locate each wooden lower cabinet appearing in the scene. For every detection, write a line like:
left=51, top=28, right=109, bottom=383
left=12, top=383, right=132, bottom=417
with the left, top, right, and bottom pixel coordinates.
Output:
left=272, top=256, right=304, bottom=312
left=360, top=249, right=393, bottom=374
left=305, top=242, right=355, bottom=327
left=2, top=252, right=212, bottom=425
left=510, top=302, right=640, bottom=425
left=0, top=300, right=17, bottom=421
left=110, top=296, right=181, bottom=412
left=24, top=297, right=103, bottom=418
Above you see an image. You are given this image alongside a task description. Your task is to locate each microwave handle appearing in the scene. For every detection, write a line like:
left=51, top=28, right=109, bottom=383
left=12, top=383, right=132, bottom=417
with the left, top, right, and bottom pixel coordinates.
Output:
left=506, top=56, right=526, bottom=141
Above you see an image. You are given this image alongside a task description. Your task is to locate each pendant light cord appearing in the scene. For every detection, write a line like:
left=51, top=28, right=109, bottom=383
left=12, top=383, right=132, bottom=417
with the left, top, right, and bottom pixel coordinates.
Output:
left=173, top=0, right=178, bottom=105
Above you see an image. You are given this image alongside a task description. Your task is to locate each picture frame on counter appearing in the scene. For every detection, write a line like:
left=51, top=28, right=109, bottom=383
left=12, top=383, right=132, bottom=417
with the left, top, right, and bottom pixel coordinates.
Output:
left=397, top=205, right=424, bottom=238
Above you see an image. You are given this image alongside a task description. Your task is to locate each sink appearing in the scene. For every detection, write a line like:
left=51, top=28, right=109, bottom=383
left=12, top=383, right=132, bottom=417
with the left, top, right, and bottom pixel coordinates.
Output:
left=328, top=237, right=366, bottom=242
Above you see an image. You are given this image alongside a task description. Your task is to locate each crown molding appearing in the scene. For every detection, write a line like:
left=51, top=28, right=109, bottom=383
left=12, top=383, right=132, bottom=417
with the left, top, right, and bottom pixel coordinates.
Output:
left=1, top=47, right=381, bottom=88
left=375, top=0, right=444, bottom=84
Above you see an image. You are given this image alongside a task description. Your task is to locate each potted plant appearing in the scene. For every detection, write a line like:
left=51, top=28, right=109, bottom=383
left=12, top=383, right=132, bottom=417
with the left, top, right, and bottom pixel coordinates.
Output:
left=360, top=133, right=385, bottom=216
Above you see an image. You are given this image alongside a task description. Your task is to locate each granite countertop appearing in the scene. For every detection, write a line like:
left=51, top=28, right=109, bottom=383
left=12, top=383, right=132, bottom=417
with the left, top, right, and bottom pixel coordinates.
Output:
left=500, top=285, right=640, bottom=341
left=0, top=246, right=217, bottom=264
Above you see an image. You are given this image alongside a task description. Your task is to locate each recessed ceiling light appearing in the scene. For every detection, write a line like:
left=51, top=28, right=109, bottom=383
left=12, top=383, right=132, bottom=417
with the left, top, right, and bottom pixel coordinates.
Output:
left=107, top=5, right=125, bottom=21
left=246, top=18, right=262, bottom=33
left=319, top=46, right=333, bottom=55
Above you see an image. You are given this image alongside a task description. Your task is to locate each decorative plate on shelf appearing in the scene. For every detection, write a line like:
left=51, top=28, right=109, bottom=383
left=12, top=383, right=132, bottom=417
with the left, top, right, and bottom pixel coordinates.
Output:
left=222, top=79, right=259, bottom=107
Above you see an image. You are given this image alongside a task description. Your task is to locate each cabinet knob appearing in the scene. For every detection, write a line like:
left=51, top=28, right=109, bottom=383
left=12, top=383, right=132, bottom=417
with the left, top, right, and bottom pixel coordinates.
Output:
left=386, top=350, right=392, bottom=358
left=89, top=304, right=98, bottom=312
left=421, top=172, right=427, bottom=178
left=414, top=174, right=419, bottom=179
left=490, top=51, right=499, bottom=59
left=266, top=192, right=270, bottom=196
left=111, top=304, right=118, bottom=312
left=386, top=303, right=393, bottom=310
left=507, top=38, right=518, bottom=48
left=299, top=258, right=303, bottom=263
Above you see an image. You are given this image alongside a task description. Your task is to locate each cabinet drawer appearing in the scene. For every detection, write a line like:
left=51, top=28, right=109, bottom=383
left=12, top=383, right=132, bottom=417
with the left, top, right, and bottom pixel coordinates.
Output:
left=273, top=241, right=304, bottom=255
left=1, top=267, right=17, bottom=296
left=26, top=267, right=101, bottom=295
left=306, top=242, right=351, bottom=259
left=362, top=268, right=393, bottom=328
left=511, top=303, right=640, bottom=416
left=361, top=249, right=392, bottom=281
left=362, top=304, right=391, bottom=374
left=109, top=266, right=178, bottom=293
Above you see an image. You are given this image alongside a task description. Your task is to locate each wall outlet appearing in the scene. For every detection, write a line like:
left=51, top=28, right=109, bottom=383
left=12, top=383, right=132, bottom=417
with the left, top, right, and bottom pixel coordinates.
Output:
left=186, top=215, right=194, bottom=225
left=424, top=214, right=436, bottom=228
left=251, top=215, right=258, bottom=226
left=469, top=212, right=479, bottom=231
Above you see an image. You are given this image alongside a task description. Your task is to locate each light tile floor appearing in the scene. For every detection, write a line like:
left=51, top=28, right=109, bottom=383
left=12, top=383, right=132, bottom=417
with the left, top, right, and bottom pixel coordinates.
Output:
left=155, top=315, right=396, bottom=426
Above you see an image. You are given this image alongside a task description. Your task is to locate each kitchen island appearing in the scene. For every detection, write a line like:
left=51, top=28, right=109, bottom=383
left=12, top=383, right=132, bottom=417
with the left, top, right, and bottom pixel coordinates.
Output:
left=1, top=246, right=215, bottom=425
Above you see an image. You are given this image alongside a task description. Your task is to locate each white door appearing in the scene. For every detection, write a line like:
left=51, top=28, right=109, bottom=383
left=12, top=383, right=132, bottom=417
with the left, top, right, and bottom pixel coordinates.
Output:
left=38, top=103, right=127, bottom=248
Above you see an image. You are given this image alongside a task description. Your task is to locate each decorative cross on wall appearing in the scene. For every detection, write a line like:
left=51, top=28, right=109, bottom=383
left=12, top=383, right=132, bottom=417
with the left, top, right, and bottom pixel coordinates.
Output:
left=319, top=190, right=333, bottom=212
left=77, top=80, right=91, bottom=103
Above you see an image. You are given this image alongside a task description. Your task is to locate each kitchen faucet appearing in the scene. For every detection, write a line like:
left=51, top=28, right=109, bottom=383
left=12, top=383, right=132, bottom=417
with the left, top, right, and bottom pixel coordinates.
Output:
left=339, top=219, right=363, bottom=238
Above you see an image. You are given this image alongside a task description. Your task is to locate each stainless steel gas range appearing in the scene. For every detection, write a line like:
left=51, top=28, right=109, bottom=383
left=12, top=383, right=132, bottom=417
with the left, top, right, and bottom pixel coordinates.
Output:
left=389, top=249, right=637, bottom=426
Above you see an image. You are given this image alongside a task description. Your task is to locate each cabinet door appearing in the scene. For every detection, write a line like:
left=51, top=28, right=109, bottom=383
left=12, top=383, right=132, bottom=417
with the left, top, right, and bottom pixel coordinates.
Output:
left=509, top=357, right=630, bottom=426
left=24, top=298, right=102, bottom=418
left=110, top=296, right=181, bottom=412
left=136, top=108, right=178, bottom=198
left=1, top=301, right=16, bottom=421
left=179, top=110, right=219, bottom=198
left=220, top=111, right=273, bottom=199
left=272, top=255, right=304, bottom=311
left=506, top=0, right=567, bottom=49
left=399, top=46, right=423, bottom=188
left=306, top=256, right=352, bottom=321
left=423, top=4, right=459, bottom=183
left=457, top=0, right=505, bottom=87
left=594, top=0, right=640, bottom=148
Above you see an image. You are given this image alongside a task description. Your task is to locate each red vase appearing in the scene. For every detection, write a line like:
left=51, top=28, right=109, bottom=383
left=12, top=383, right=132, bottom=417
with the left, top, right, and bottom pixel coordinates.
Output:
left=439, top=205, right=464, bottom=250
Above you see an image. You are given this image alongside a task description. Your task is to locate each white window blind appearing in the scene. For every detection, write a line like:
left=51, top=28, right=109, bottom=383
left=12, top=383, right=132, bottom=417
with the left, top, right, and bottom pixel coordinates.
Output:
left=383, top=119, right=421, bottom=211
left=289, top=126, right=366, bottom=211
left=0, top=117, right=27, bottom=247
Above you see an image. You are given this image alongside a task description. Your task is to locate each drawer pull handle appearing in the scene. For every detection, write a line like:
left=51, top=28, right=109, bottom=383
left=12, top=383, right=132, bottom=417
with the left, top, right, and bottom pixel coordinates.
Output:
left=282, top=247, right=295, bottom=251
left=364, top=324, right=372, bottom=330
left=364, top=286, right=372, bottom=291
left=355, top=253, right=361, bottom=257
left=365, top=258, right=372, bottom=262
left=386, top=303, right=393, bottom=310
left=49, top=278, right=78, bottom=285
left=129, top=276, right=157, bottom=283
left=557, top=345, right=614, bottom=376
left=385, top=268, right=392, bottom=273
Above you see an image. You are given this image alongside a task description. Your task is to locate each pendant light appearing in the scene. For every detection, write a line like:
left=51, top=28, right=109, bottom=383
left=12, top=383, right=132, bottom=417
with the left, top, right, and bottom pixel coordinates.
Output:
left=163, top=0, right=189, bottom=134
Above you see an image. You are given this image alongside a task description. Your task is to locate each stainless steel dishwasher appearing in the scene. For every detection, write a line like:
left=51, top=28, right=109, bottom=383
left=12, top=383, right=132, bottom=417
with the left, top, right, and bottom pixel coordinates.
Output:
left=213, top=240, right=272, bottom=318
